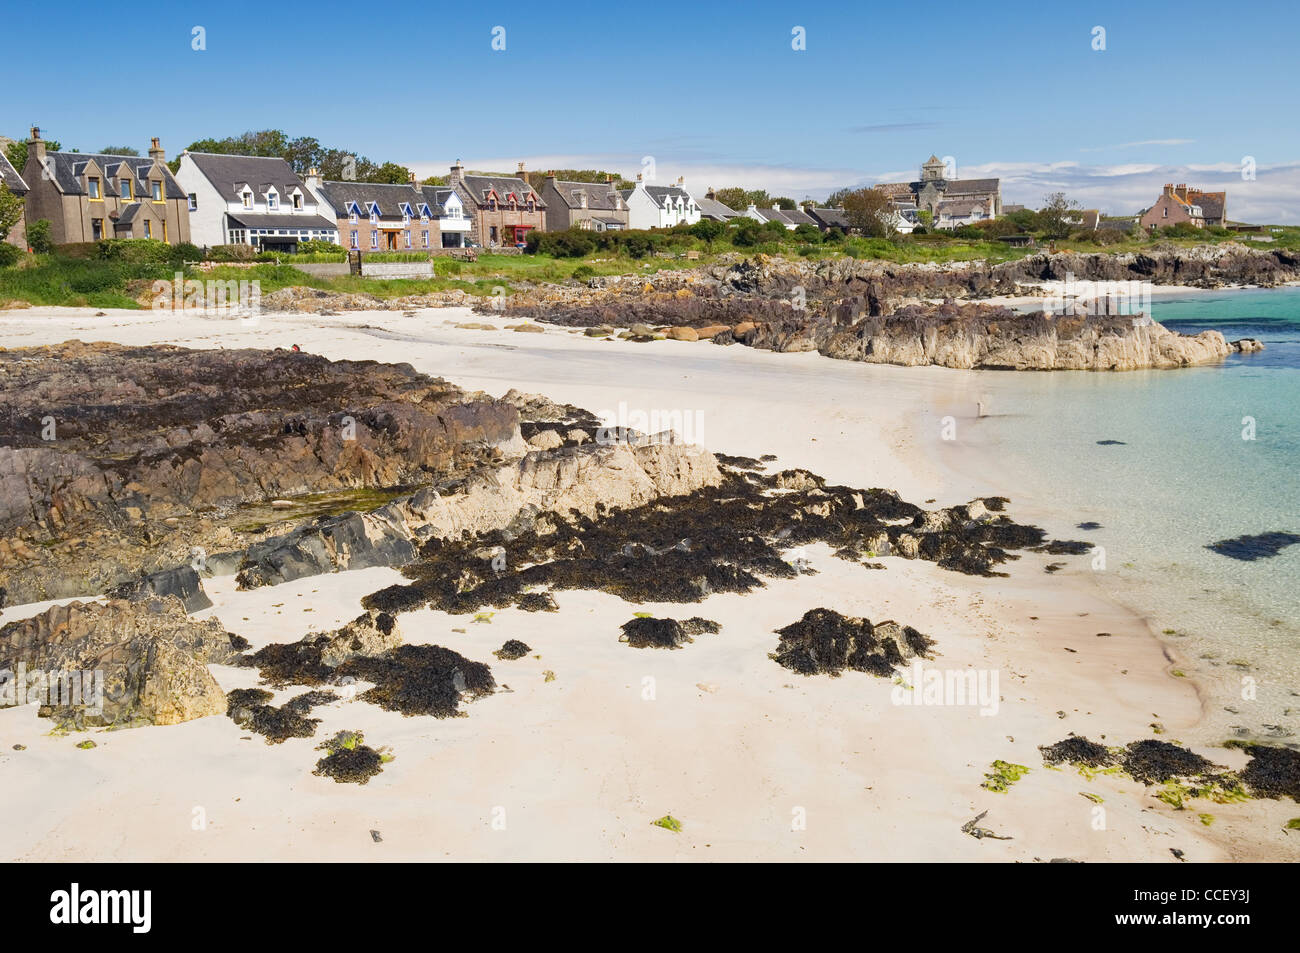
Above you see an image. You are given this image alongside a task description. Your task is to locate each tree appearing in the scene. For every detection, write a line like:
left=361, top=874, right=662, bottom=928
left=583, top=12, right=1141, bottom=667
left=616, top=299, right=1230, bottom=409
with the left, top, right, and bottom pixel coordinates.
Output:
left=773, top=196, right=796, bottom=210
left=422, top=175, right=448, bottom=186
left=793, top=222, right=822, bottom=243
left=0, top=182, right=24, bottom=242
left=1035, top=192, right=1081, bottom=240
left=26, top=219, right=52, bottom=253
left=840, top=187, right=897, bottom=238
left=99, top=146, right=140, bottom=156
left=690, top=218, right=725, bottom=249
left=367, top=161, right=414, bottom=184
left=714, top=187, right=773, bottom=213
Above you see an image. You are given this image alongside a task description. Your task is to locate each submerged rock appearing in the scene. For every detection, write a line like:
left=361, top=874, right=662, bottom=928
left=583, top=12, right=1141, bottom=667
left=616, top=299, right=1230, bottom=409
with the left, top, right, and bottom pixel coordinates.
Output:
left=1206, top=531, right=1300, bottom=561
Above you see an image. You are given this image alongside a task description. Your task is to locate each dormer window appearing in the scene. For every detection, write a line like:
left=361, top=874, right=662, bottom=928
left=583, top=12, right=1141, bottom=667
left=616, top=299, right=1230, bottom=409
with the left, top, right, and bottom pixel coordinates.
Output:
left=120, top=179, right=133, bottom=200
left=292, top=193, right=302, bottom=210
left=241, top=190, right=253, bottom=209
left=369, top=204, right=378, bottom=224
left=267, top=191, right=279, bottom=210
left=88, top=177, right=101, bottom=200
left=151, top=180, right=162, bottom=201
left=349, top=207, right=358, bottom=224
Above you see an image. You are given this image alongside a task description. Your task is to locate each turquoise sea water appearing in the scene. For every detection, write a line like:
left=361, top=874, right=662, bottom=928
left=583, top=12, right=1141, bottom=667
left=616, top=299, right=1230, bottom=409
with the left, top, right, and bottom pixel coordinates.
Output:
left=948, top=287, right=1300, bottom=740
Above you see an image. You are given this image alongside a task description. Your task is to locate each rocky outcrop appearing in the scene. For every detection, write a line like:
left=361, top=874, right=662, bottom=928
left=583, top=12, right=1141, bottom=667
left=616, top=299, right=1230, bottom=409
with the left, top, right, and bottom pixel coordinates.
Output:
left=0, top=342, right=526, bottom=606
left=0, top=596, right=244, bottom=727
left=742, top=301, right=1242, bottom=371
left=493, top=246, right=1280, bottom=370
left=236, top=436, right=722, bottom=588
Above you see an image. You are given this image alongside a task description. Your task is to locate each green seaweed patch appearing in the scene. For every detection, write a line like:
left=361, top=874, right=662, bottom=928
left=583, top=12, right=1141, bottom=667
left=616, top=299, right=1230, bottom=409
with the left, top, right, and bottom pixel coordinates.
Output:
left=982, top=760, right=1029, bottom=793
left=75, top=739, right=96, bottom=749
left=1285, top=818, right=1300, bottom=831
left=313, top=730, right=386, bottom=785
left=233, top=486, right=415, bottom=534
left=651, top=814, right=682, bottom=833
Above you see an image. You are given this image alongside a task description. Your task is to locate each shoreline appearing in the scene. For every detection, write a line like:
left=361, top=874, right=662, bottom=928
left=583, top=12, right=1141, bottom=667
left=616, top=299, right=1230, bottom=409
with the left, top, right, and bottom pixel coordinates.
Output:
left=1, top=304, right=1295, bottom=861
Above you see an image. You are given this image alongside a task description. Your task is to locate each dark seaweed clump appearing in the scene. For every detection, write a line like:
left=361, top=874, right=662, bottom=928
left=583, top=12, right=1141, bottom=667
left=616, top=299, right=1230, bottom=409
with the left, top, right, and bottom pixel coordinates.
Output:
left=1206, top=531, right=1300, bottom=562
left=1122, top=739, right=1220, bottom=785
left=1226, top=742, right=1300, bottom=801
left=515, top=591, right=559, bottom=612
left=226, top=688, right=273, bottom=716
left=225, top=687, right=327, bottom=744
left=494, top=639, right=532, bottom=660
left=337, top=645, right=495, bottom=717
left=248, top=639, right=335, bottom=688
left=285, top=690, right=340, bottom=715
left=362, top=466, right=1074, bottom=618
left=619, top=616, right=719, bottom=649
left=313, top=731, right=386, bottom=785
left=1038, top=735, right=1117, bottom=768
left=770, top=608, right=932, bottom=677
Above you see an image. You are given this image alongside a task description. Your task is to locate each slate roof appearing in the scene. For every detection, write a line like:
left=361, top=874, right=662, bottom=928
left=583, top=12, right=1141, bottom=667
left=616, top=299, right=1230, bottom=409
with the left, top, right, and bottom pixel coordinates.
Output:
left=642, top=185, right=692, bottom=209
left=420, top=186, right=461, bottom=215
left=769, top=207, right=816, bottom=227
left=876, top=177, right=1000, bottom=200
left=184, top=153, right=309, bottom=203
left=461, top=174, right=542, bottom=207
left=43, top=151, right=185, bottom=199
left=317, top=180, right=432, bottom=219
left=0, top=152, right=28, bottom=194
left=936, top=198, right=989, bottom=217
left=550, top=179, right=622, bottom=211
left=806, top=207, right=849, bottom=229
left=695, top=195, right=739, bottom=220
left=1189, top=191, right=1225, bottom=221
left=226, top=212, right=339, bottom=230
left=113, top=203, right=142, bottom=225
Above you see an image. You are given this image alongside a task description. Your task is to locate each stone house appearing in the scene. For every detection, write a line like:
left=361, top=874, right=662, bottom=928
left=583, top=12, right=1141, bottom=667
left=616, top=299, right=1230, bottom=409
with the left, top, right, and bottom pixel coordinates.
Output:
left=540, top=176, right=628, bottom=232
left=1139, top=184, right=1226, bottom=232
left=446, top=161, right=545, bottom=247
left=19, top=128, right=191, bottom=245
left=0, top=150, right=29, bottom=249
left=307, top=175, right=470, bottom=251
left=877, top=154, right=1002, bottom=225
left=174, top=152, right=338, bottom=250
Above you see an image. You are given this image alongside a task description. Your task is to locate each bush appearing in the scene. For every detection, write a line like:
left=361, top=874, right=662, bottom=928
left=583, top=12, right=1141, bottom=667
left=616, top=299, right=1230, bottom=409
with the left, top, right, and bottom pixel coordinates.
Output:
left=172, top=242, right=203, bottom=262
left=209, top=244, right=258, bottom=262
left=571, top=264, right=595, bottom=280
left=528, top=228, right=597, bottom=258
left=97, top=239, right=174, bottom=263
left=53, top=242, right=101, bottom=259
left=296, top=239, right=345, bottom=254
left=951, top=226, right=984, bottom=239
left=27, top=219, right=52, bottom=254
left=0, top=243, right=21, bottom=267
left=793, top=223, right=822, bottom=243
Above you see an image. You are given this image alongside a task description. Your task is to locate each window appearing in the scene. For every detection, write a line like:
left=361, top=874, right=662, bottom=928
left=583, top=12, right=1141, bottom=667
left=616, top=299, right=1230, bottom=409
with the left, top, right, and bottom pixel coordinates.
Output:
left=421, top=230, right=429, bottom=248
left=120, top=180, right=132, bottom=200
left=350, top=230, right=359, bottom=248
left=162, top=221, right=168, bottom=243
left=267, top=192, right=278, bottom=210
left=1162, top=207, right=1168, bottom=218
left=488, top=198, right=497, bottom=211
left=242, top=191, right=252, bottom=209
left=349, top=208, right=358, bottom=224
left=151, top=180, right=162, bottom=201
left=143, top=221, right=152, bottom=239
left=369, top=206, right=378, bottom=224
left=370, top=230, right=378, bottom=250
left=88, top=178, right=102, bottom=200
left=292, top=193, right=302, bottom=210
left=188, top=193, right=197, bottom=211
left=489, top=226, right=498, bottom=243
left=91, top=219, right=103, bottom=240
left=404, top=230, right=411, bottom=249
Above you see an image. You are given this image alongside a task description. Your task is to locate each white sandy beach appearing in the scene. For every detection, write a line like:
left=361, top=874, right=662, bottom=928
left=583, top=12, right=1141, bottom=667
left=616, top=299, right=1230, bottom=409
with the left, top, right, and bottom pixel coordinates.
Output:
left=1, top=304, right=1295, bottom=862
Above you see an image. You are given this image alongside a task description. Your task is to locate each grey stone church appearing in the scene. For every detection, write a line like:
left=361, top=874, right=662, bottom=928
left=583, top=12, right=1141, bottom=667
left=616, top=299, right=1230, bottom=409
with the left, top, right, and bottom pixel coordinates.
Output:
left=877, top=155, right=1002, bottom=228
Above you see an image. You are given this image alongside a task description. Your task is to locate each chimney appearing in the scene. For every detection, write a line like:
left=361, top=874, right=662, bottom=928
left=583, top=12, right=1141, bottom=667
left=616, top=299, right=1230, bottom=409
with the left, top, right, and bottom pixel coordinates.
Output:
left=449, top=160, right=465, bottom=185
left=517, top=161, right=526, bottom=174
left=636, top=172, right=643, bottom=183
left=27, top=126, right=46, bottom=168
left=605, top=174, right=613, bottom=184
left=1162, top=183, right=1175, bottom=197
left=676, top=176, right=684, bottom=187
left=304, top=167, right=323, bottom=191
left=148, top=136, right=165, bottom=163
left=408, top=171, right=418, bottom=185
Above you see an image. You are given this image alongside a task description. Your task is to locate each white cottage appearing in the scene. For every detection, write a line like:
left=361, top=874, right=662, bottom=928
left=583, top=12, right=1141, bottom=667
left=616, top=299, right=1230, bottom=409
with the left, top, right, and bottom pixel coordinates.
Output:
left=174, top=152, right=338, bottom=250
left=620, top=178, right=700, bottom=229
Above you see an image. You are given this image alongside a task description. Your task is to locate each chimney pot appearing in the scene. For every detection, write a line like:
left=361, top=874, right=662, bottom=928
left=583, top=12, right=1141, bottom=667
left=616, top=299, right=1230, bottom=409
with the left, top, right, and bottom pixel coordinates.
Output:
left=29, top=126, right=40, bottom=141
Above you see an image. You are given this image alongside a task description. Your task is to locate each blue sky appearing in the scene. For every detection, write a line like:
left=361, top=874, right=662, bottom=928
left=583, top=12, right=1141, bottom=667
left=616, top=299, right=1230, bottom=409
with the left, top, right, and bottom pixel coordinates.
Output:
left=6, top=0, right=1299, bottom=220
